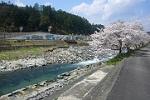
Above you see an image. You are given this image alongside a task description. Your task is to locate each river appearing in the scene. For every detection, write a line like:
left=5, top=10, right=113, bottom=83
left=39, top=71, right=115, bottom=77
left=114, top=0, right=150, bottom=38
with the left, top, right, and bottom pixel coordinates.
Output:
left=0, top=59, right=100, bottom=96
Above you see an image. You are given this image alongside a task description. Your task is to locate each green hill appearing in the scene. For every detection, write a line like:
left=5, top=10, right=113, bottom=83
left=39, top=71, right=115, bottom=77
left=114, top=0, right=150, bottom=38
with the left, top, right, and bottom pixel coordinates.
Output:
left=0, top=2, right=104, bottom=35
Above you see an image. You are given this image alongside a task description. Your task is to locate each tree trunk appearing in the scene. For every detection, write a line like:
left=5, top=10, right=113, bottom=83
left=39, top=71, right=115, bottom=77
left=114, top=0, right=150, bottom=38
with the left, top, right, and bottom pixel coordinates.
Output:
left=119, top=46, right=122, bottom=54
left=118, top=39, right=122, bottom=54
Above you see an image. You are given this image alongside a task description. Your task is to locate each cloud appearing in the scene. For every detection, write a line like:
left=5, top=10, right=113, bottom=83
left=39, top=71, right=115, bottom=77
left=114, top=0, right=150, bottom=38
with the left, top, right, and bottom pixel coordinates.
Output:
left=44, top=2, right=53, bottom=6
left=71, top=0, right=146, bottom=21
left=15, top=0, right=25, bottom=7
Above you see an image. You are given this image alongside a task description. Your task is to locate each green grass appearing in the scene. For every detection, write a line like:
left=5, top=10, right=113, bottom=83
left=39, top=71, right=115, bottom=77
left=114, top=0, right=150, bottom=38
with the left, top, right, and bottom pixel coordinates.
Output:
left=106, top=50, right=135, bottom=65
left=0, top=40, right=69, bottom=60
left=0, top=40, right=69, bottom=47
left=0, top=39, right=89, bottom=60
left=54, top=98, right=58, bottom=100
left=0, top=47, right=45, bottom=60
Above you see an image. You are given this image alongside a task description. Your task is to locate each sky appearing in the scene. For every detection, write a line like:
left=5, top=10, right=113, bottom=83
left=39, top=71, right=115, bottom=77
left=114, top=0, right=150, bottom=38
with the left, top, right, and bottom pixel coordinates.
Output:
left=1, top=0, right=150, bottom=31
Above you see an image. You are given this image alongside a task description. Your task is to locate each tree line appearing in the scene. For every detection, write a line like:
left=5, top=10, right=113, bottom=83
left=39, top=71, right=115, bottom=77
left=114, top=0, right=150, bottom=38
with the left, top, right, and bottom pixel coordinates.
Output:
left=0, top=2, right=104, bottom=35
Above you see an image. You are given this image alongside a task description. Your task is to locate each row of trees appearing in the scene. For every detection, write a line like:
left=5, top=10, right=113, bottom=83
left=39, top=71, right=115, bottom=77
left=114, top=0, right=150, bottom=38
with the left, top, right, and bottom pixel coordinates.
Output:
left=0, top=2, right=104, bottom=35
left=90, top=21, right=150, bottom=54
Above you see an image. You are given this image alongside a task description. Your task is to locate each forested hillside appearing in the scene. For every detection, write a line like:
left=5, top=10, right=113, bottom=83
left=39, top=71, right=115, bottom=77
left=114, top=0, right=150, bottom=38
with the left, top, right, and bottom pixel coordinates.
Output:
left=0, top=2, right=104, bottom=35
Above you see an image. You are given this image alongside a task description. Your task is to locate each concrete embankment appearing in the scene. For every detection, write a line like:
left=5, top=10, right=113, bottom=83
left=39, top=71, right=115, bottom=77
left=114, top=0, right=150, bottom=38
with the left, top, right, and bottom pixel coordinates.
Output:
left=83, top=60, right=125, bottom=100
left=57, top=60, right=125, bottom=100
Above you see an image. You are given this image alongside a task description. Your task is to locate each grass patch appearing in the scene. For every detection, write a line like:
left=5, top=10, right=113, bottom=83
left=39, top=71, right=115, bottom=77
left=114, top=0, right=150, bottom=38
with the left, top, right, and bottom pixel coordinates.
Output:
left=0, top=40, right=88, bottom=50
left=0, top=39, right=89, bottom=60
left=0, top=46, right=70, bottom=60
left=106, top=50, right=135, bottom=65
left=0, top=40, right=69, bottom=47
left=0, top=47, right=45, bottom=60
left=0, top=40, right=70, bottom=60
left=54, top=97, right=58, bottom=100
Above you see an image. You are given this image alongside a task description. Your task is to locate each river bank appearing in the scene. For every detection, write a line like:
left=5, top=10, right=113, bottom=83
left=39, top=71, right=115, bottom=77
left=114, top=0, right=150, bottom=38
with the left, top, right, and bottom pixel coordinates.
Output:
left=0, top=45, right=118, bottom=99
left=0, top=46, right=117, bottom=72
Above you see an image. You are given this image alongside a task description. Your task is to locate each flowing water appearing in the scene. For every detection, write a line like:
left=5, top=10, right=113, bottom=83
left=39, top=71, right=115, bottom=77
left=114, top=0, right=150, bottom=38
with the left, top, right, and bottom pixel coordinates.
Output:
left=0, top=63, right=80, bottom=96
left=0, top=59, right=100, bottom=96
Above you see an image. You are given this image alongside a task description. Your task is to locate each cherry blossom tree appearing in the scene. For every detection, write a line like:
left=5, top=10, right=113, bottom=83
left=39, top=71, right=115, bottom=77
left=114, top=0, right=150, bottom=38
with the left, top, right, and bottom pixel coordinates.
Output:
left=90, top=21, right=150, bottom=54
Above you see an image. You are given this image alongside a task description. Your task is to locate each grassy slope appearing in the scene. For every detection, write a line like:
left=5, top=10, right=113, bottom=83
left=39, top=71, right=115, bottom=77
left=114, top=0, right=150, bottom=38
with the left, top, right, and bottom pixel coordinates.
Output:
left=106, top=50, right=135, bottom=65
left=107, top=42, right=150, bottom=65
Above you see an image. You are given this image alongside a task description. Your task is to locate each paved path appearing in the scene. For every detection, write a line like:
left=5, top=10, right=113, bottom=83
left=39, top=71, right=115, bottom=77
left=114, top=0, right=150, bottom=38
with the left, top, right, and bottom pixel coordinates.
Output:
left=58, top=70, right=107, bottom=100
left=107, top=44, right=150, bottom=100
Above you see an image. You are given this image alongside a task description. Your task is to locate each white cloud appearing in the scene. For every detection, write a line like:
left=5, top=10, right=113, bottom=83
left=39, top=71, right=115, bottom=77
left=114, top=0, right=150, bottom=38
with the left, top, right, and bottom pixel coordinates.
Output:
left=15, top=0, right=25, bottom=7
left=71, top=0, right=146, bottom=21
left=44, top=2, right=53, bottom=6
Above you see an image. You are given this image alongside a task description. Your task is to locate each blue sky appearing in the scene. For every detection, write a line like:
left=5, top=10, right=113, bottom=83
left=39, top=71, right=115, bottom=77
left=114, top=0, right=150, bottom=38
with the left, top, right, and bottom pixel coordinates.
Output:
left=1, top=0, right=150, bottom=31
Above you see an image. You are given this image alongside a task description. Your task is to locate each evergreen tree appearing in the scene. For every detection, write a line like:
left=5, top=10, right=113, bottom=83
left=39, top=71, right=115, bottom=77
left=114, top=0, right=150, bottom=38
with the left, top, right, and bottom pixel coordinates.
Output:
left=0, top=2, right=104, bottom=35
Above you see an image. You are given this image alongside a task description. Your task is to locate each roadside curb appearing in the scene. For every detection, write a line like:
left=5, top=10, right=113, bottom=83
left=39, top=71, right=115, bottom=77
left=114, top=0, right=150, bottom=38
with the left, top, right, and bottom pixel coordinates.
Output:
left=83, top=59, right=126, bottom=100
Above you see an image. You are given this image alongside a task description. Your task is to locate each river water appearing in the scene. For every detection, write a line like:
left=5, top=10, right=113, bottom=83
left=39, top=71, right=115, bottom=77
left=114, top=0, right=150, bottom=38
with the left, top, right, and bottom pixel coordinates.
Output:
left=0, top=63, right=79, bottom=96
left=0, top=59, right=100, bottom=96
